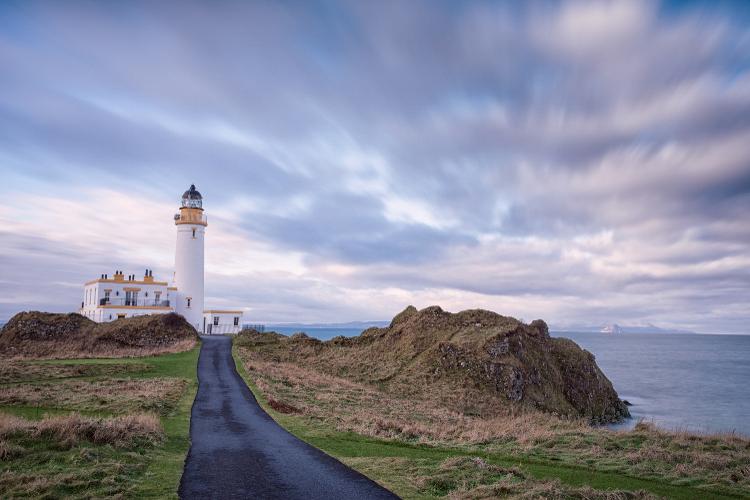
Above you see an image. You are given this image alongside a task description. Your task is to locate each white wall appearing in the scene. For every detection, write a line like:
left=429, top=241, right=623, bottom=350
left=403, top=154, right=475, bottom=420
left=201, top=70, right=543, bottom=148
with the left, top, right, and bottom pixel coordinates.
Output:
left=203, top=312, right=243, bottom=335
left=79, top=278, right=173, bottom=323
left=174, top=224, right=205, bottom=332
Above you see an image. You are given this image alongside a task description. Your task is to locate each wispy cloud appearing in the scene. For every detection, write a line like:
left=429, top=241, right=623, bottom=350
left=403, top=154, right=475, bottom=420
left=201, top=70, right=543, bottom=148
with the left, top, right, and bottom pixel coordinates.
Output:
left=1, top=0, right=749, bottom=332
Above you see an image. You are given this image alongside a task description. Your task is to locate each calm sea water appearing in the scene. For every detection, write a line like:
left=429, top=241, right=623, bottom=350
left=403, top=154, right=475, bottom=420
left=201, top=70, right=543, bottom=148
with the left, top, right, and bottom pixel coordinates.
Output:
left=555, top=331, right=750, bottom=436
left=270, top=326, right=750, bottom=436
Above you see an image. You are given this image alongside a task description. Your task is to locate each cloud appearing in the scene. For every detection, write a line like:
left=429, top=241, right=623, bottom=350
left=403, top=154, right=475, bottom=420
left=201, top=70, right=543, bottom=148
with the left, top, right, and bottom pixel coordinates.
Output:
left=0, top=0, right=749, bottom=332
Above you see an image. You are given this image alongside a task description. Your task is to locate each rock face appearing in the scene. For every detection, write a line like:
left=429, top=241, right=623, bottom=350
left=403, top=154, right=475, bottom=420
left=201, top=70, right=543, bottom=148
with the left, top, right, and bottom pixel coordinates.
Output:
left=239, top=306, right=630, bottom=424
left=0, top=311, right=199, bottom=358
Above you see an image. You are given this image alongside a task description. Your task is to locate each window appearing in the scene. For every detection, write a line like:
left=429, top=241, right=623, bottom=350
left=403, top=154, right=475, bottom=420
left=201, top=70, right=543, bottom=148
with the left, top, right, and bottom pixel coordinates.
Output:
left=192, top=228, right=196, bottom=239
left=117, top=313, right=126, bottom=319
left=234, top=317, right=239, bottom=326
left=213, top=316, right=219, bottom=326
left=187, top=298, right=191, bottom=308
left=155, top=291, right=161, bottom=303
left=109, top=314, right=112, bottom=320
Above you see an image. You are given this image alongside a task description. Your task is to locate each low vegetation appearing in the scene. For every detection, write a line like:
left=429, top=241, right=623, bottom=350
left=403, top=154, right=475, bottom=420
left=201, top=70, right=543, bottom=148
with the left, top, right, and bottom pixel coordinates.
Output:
left=0, top=339, right=199, bottom=498
left=240, top=306, right=629, bottom=424
left=0, top=360, right=151, bottom=384
left=0, top=311, right=198, bottom=359
left=0, top=412, right=163, bottom=453
left=233, top=306, right=750, bottom=499
left=0, top=377, right=188, bottom=415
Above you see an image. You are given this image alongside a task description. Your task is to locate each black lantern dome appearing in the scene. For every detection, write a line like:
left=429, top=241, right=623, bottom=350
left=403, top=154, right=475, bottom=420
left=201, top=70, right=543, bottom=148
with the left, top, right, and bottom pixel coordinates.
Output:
left=181, top=184, right=203, bottom=208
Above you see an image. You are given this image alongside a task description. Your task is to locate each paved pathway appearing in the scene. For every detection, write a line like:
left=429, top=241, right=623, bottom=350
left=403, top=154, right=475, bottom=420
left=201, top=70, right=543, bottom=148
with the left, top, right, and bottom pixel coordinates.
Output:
left=179, top=336, right=398, bottom=499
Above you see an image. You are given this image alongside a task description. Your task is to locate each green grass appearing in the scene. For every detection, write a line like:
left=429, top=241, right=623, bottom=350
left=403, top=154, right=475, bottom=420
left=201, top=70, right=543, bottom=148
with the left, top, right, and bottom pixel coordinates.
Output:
left=0, top=346, right=200, bottom=498
left=231, top=343, right=744, bottom=500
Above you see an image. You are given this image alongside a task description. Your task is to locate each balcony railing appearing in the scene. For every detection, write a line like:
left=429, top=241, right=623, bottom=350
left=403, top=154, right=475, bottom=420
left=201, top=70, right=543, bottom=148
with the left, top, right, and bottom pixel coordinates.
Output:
left=99, top=298, right=171, bottom=308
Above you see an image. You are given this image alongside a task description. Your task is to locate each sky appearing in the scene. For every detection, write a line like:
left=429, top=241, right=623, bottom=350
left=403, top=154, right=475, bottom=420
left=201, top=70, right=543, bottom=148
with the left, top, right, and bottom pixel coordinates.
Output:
left=1, top=0, right=749, bottom=333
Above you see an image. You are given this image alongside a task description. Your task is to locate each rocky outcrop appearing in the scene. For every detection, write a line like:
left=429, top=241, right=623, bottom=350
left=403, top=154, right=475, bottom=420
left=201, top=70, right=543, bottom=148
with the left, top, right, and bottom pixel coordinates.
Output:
left=238, top=305, right=630, bottom=424
left=0, top=311, right=199, bottom=358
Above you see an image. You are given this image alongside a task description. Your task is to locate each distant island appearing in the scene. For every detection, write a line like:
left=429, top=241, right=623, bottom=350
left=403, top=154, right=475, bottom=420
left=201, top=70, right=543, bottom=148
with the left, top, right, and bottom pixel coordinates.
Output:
left=552, top=323, right=696, bottom=334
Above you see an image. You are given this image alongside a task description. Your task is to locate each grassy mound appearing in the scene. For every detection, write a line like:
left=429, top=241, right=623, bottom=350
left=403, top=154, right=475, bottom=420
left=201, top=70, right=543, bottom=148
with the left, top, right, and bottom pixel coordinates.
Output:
left=237, top=305, right=629, bottom=424
left=0, top=311, right=198, bottom=359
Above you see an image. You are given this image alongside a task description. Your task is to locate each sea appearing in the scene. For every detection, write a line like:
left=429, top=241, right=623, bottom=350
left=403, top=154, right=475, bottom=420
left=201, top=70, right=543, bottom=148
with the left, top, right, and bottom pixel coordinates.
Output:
left=269, top=326, right=750, bottom=436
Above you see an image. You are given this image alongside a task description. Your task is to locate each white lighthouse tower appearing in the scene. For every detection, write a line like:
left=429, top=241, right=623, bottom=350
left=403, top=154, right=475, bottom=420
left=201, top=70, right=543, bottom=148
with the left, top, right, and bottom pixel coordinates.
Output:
left=173, top=184, right=207, bottom=332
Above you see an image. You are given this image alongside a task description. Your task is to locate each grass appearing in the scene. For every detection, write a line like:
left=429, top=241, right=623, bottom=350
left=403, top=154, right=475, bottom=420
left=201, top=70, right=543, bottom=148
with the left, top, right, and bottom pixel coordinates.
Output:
left=0, top=345, right=199, bottom=498
left=0, top=361, right=152, bottom=384
left=233, top=341, right=750, bottom=499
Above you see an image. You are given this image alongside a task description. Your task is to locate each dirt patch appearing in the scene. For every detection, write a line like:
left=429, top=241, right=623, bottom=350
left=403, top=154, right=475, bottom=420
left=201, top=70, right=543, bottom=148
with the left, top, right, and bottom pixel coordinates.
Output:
left=267, top=398, right=301, bottom=414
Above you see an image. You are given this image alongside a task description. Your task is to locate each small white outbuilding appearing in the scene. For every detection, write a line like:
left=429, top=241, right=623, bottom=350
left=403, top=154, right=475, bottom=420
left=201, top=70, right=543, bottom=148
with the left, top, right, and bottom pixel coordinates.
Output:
left=203, top=310, right=243, bottom=335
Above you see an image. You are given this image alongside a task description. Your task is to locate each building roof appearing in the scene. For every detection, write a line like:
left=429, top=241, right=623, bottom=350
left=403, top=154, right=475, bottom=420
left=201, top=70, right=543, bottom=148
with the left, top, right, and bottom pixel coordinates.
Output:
left=182, top=184, right=202, bottom=200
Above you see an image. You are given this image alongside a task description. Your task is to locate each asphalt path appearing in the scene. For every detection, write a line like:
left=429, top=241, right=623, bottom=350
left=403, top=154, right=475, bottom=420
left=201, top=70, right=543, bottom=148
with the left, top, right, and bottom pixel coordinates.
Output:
left=178, top=335, right=398, bottom=499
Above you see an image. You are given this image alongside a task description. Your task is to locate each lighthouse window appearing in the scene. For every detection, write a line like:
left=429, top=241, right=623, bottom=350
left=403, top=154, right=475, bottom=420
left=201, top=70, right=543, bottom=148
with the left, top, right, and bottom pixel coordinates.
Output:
left=192, top=229, right=196, bottom=239
left=187, top=298, right=191, bottom=308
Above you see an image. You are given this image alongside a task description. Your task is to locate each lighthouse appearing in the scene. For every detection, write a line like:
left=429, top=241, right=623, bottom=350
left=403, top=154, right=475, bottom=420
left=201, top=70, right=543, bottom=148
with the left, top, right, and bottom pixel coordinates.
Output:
left=173, top=184, right=207, bottom=331
left=78, top=184, right=243, bottom=334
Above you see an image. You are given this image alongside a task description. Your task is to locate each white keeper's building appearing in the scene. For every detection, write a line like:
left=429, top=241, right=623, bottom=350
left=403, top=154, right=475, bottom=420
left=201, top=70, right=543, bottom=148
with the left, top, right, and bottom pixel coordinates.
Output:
left=78, top=185, right=243, bottom=335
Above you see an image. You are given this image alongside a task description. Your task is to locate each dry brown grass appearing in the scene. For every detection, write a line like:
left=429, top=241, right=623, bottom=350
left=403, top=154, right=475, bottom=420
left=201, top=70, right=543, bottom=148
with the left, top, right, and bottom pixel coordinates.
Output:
left=0, top=311, right=198, bottom=360
left=438, top=455, right=657, bottom=499
left=450, top=480, right=658, bottom=500
left=2, top=338, right=197, bottom=361
left=0, top=412, right=163, bottom=449
left=0, top=377, right=188, bottom=415
left=0, top=361, right=151, bottom=384
left=237, top=345, right=750, bottom=494
left=236, top=306, right=629, bottom=424
left=344, top=455, right=657, bottom=500
left=241, top=351, right=585, bottom=445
